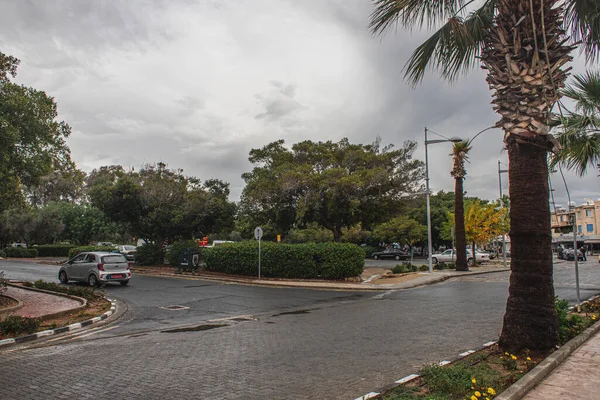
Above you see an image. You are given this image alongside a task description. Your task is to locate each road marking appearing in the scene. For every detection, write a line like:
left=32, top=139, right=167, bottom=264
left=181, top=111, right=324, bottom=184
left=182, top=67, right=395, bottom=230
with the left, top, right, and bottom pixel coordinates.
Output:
left=372, top=290, right=394, bottom=300
left=483, top=341, right=496, bottom=347
left=68, top=325, right=119, bottom=340
left=459, top=350, right=475, bottom=357
left=44, top=324, right=117, bottom=344
left=438, top=360, right=451, bottom=366
left=363, top=274, right=381, bottom=283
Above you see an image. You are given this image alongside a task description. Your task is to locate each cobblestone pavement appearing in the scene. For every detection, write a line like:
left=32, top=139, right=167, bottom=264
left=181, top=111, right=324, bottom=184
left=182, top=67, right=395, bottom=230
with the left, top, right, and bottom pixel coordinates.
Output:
left=3, top=286, right=82, bottom=318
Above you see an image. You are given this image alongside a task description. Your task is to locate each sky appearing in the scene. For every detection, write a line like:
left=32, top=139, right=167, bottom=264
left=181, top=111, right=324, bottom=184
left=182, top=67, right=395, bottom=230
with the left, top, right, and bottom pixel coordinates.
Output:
left=1, top=0, right=597, bottom=207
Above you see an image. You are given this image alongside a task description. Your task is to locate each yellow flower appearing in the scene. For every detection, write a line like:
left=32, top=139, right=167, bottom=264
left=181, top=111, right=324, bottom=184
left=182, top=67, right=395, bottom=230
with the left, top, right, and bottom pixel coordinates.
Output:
left=475, top=391, right=482, bottom=397
left=472, top=377, right=477, bottom=384
left=511, top=355, right=517, bottom=360
left=504, top=352, right=509, bottom=355
left=487, top=387, right=496, bottom=395
left=526, top=357, right=531, bottom=361
left=471, top=396, right=478, bottom=400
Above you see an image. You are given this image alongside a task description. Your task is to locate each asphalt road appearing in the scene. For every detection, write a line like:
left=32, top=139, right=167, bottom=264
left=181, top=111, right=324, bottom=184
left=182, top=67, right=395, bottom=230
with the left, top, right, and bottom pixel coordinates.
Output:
left=1, top=258, right=599, bottom=399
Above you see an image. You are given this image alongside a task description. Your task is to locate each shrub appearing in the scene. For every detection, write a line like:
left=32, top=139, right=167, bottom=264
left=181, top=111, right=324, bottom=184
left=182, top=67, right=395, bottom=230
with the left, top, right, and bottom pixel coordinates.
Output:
left=166, top=240, right=201, bottom=266
left=2, top=247, right=38, bottom=258
left=35, top=244, right=77, bottom=257
left=0, top=315, right=41, bottom=335
left=361, top=245, right=381, bottom=259
left=32, top=279, right=102, bottom=301
left=433, top=263, right=446, bottom=271
left=0, top=249, right=5, bottom=258
left=556, top=297, right=594, bottom=344
left=136, top=243, right=164, bottom=266
left=419, top=265, right=429, bottom=272
left=445, top=262, right=456, bottom=269
left=0, top=271, right=6, bottom=295
left=67, top=246, right=116, bottom=259
left=392, top=264, right=408, bottom=274
left=203, top=241, right=364, bottom=279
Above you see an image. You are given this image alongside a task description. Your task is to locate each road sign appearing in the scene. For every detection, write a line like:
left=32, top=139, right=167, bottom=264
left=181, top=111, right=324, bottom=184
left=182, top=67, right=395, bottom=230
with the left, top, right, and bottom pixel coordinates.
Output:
left=254, top=227, right=263, bottom=240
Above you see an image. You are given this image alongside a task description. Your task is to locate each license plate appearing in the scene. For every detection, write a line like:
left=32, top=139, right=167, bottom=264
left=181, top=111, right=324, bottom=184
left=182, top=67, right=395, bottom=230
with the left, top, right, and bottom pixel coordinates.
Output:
left=111, top=274, right=123, bottom=279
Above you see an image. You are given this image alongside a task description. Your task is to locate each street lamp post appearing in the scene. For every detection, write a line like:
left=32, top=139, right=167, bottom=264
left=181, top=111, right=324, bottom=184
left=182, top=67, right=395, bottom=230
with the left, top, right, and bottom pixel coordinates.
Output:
left=498, top=161, right=508, bottom=269
left=425, top=127, right=462, bottom=273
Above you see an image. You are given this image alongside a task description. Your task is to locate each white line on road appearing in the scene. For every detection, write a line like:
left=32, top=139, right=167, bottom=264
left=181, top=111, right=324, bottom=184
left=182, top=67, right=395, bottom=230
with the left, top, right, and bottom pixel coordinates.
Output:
left=363, top=274, right=381, bottom=283
left=68, top=325, right=120, bottom=340
left=372, top=290, right=395, bottom=300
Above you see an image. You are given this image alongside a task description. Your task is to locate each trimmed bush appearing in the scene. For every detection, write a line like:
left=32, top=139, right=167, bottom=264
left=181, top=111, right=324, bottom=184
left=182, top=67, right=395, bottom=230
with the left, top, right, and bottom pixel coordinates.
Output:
left=68, top=246, right=116, bottom=259
left=0, top=315, right=41, bottom=335
left=0, top=249, right=5, bottom=258
left=32, top=279, right=102, bottom=301
left=166, top=240, right=200, bottom=266
left=361, top=245, right=381, bottom=259
left=3, top=247, right=38, bottom=258
left=35, top=244, right=77, bottom=257
left=419, top=265, right=429, bottom=272
left=136, top=243, right=164, bottom=266
left=203, top=241, right=364, bottom=279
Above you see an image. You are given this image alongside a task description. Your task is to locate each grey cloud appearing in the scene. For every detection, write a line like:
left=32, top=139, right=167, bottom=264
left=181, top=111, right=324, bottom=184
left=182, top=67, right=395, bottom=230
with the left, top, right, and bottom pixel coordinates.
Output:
left=255, top=81, right=306, bottom=121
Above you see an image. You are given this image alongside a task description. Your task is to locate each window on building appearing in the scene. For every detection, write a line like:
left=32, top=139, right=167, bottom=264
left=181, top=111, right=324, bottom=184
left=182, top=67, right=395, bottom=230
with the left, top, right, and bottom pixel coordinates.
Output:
left=586, top=210, right=593, bottom=217
left=577, top=211, right=581, bottom=219
left=587, top=224, right=594, bottom=233
left=578, top=225, right=582, bottom=233
left=560, top=215, right=564, bottom=222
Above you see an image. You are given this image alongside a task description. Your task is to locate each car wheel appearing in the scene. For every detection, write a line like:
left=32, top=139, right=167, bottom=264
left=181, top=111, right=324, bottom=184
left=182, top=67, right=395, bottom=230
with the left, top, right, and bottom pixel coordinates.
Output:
left=467, top=258, right=474, bottom=266
left=120, top=280, right=129, bottom=286
left=395, top=255, right=400, bottom=261
left=373, top=255, right=379, bottom=260
left=88, top=274, right=99, bottom=287
left=59, top=271, right=68, bottom=284
left=432, top=257, right=438, bottom=264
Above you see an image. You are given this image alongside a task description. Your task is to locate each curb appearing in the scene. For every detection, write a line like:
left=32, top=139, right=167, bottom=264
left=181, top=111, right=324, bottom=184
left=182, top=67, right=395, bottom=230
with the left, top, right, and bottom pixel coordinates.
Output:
left=0, top=297, right=117, bottom=348
left=0, top=294, right=24, bottom=315
left=6, top=282, right=88, bottom=321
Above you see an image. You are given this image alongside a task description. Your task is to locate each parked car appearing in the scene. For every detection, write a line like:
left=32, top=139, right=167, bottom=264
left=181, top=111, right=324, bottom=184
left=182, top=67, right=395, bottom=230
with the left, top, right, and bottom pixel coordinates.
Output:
left=116, top=245, right=137, bottom=261
left=10, top=242, right=27, bottom=248
left=59, top=252, right=131, bottom=287
left=97, top=242, right=115, bottom=247
left=431, top=249, right=490, bottom=266
left=371, top=248, right=410, bottom=261
left=564, top=248, right=584, bottom=261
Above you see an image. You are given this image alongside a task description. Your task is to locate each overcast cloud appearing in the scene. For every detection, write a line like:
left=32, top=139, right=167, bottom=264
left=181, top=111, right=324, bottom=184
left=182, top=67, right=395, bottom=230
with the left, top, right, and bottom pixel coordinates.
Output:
left=1, top=0, right=597, bottom=207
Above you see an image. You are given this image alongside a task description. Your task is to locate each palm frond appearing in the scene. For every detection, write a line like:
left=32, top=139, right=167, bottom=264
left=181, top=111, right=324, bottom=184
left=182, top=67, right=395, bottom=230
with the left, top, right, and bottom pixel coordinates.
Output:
left=552, top=131, right=600, bottom=175
left=561, top=70, right=600, bottom=115
left=402, top=0, right=497, bottom=85
left=370, top=0, right=471, bottom=34
left=565, top=0, right=600, bottom=62
left=450, top=139, right=472, bottom=178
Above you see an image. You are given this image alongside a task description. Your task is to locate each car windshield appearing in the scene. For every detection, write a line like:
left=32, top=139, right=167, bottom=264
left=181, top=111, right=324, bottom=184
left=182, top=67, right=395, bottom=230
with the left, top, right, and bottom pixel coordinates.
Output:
left=123, top=246, right=136, bottom=250
left=101, top=255, right=127, bottom=263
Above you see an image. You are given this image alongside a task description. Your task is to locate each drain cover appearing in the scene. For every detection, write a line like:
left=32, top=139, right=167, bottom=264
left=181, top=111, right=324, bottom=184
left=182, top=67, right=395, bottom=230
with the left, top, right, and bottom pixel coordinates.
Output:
left=159, top=305, right=190, bottom=310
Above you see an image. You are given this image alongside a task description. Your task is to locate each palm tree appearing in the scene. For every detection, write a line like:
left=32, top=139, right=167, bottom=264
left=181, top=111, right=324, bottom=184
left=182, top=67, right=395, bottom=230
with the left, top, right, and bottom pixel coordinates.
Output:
left=450, top=140, right=471, bottom=271
left=552, top=70, right=600, bottom=175
left=370, top=0, right=599, bottom=352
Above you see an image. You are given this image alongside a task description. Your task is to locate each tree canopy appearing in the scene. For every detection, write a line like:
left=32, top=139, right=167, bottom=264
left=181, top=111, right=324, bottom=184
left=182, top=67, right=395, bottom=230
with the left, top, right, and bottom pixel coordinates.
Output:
left=240, top=138, right=425, bottom=241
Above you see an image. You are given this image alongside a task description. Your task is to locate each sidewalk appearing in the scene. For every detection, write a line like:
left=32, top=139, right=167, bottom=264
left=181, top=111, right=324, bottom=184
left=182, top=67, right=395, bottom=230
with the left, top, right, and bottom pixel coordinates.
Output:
left=2, top=286, right=82, bottom=318
left=521, top=328, right=600, bottom=399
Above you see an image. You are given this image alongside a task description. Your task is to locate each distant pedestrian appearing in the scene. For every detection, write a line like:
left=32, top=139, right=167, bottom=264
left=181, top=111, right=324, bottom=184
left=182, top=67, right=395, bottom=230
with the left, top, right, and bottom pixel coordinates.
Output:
left=581, top=246, right=587, bottom=261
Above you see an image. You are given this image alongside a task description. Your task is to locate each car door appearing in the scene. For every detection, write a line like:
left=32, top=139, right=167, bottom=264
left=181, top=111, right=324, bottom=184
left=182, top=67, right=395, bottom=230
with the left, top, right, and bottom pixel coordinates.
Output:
left=80, top=253, right=98, bottom=280
left=67, top=254, right=86, bottom=279
left=439, top=250, right=453, bottom=262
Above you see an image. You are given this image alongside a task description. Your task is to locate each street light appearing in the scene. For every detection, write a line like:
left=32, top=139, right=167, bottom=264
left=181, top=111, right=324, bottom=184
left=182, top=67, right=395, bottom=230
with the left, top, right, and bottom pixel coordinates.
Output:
left=425, top=127, right=463, bottom=273
left=498, top=161, right=508, bottom=269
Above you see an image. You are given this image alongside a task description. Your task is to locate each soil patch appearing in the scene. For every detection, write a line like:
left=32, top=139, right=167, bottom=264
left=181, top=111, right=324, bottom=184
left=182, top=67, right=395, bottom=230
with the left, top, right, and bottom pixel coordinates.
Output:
left=0, top=295, right=19, bottom=311
left=371, top=273, right=423, bottom=285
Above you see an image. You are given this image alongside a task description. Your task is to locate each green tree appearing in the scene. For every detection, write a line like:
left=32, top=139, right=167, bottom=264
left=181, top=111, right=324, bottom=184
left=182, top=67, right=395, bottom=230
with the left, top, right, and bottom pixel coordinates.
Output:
left=87, top=163, right=236, bottom=245
left=450, top=140, right=472, bottom=271
left=240, top=138, right=425, bottom=241
left=370, top=0, right=600, bottom=352
left=0, top=51, right=75, bottom=214
left=373, top=215, right=427, bottom=263
left=552, top=70, right=600, bottom=175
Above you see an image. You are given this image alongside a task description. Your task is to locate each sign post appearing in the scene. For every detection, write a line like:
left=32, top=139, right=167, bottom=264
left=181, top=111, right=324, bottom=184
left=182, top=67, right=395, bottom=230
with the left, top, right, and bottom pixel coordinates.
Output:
left=254, top=227, right=263, bottom=279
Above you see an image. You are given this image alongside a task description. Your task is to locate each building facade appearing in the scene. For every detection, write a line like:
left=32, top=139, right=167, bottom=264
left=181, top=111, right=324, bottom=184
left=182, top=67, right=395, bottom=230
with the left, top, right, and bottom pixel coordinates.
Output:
left=551, top=199, right=600, bottom=253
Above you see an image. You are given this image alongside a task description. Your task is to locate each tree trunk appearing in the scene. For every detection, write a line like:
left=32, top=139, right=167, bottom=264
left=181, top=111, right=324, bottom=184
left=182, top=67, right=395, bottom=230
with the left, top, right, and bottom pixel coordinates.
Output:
left=472, top=241, right=477, bottom=266
left=454, top=177, right=468, bottom=271
left=498, top=138, right=557, bottom=352
left=332, top=226, right=342, bottom=242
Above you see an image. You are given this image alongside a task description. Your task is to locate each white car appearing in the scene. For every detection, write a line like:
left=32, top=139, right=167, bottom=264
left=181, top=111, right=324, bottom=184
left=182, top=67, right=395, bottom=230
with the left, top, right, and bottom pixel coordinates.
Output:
left=431, top=249, right=490, bottom=265
left=59, top=252, right=131, bottom=286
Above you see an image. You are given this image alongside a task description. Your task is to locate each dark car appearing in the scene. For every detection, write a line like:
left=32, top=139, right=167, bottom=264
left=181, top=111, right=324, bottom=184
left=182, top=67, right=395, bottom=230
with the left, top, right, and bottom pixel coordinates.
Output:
left=371, top=248, right=410, bottom=261
left=564, top=248, right=584, bottom=261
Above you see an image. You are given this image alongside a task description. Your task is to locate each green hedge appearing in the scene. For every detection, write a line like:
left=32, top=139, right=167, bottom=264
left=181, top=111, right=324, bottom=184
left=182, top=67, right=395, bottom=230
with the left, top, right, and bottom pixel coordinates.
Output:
left=68, top=246, right=116, bottom=259
left=3, top=247, right=38, bottom=258
left=35, top=244, right=77, bottom=257
left=136, top=243, right=164, bottom=266
left=203, top=241, right=364, bottom=279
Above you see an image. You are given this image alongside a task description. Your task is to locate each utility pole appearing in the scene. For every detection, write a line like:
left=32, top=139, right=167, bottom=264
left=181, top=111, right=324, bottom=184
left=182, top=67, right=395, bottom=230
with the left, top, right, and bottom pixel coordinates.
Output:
left=498, top=161, right=508, bottom=269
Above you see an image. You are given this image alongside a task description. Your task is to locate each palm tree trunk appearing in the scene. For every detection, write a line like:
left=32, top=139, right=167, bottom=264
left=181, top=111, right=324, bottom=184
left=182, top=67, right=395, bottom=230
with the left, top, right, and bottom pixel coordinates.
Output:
left=454, top=177, right=468, bottom=271
left=499, top=138, right=557, bottom=352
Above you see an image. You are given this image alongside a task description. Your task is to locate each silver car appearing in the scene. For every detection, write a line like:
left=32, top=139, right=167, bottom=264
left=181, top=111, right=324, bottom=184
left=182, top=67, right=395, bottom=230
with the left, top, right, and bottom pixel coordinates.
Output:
left=59, top=252, right=131, bottom=287
left=431, top=249, right=490, bottom=266
left=116, top=245, right=137, bottom=261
